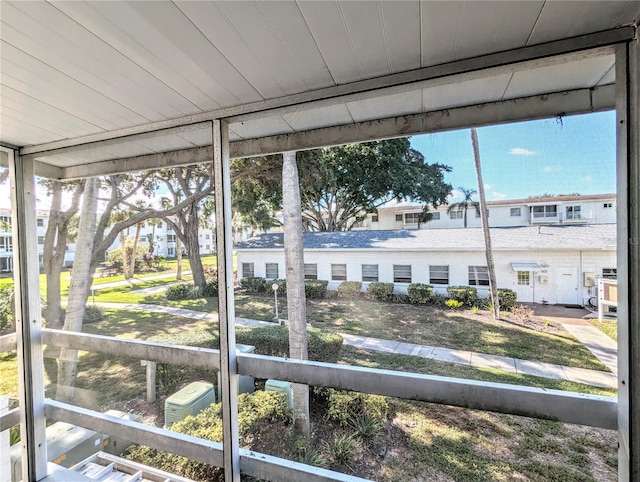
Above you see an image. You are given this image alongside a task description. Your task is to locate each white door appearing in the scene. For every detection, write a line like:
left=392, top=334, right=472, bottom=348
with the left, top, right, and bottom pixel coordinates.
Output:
left=555, top=268, right=579, bottom=305
left=514, top=270, right=533, bottom=302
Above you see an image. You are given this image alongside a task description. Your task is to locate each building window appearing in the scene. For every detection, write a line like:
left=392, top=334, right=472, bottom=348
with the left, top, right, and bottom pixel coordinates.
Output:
left=602, top=268, right=617, bottom=279
left=517, top=271, right=530, bottom=285
left=242, top=263, right=254, bottom=278
left=566, top=205, right=581, bottom=220
left=449, top=209, right=463, bottom=220
left=405, top=213, right=420, bottom=225
left=532, top=205, right=557, bottom=218
left=265, top=263, right=279, bottom=279
left=469, top=266, right=489, bottom=286
left=167, top=234, right=177, bottom=243
left=0, top=216, right=11, bottom=230
left=206, top=234, right=210, bottom=239
left=304, top=263, right=318, bottom=280
left=510, top=207, right=521, bottom=217
left=0, top=236, right=12, bottom=251
left=157, top=221, right=163, bottom=228
left=37, top=218, right=44, bottom=227
left=361, top=264, right=379, bottom=282
left=603, top=202, right=613, bottom=208
left=371, top=215, right=379, bottom=223
left=431, top=212, right=440, bottom=220
left=206, top=245, right=210, bottom=251
left=167, top=247, right=175, bottom=257
left=395, top=214, right=403, bottom=222
left=393, top=265, right=412, bottom=283
left=331, top=264, right=347, bottom=281
left=37, top=236, right=45, bottom=244
left=429, top=265, right=449, bottom=285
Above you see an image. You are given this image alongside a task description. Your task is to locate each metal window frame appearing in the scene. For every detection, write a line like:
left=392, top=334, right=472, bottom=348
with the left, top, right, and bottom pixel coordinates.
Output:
left=393, top=264, right=412, bottom=283
left=304, top=263, right=318, bottom=280
left=265, top=262, right=279, bottom=279
left=361, top=264, right=379, bottom=282
left=331, top=263, right=347, bottom=281
left=469, top=265, right=490, bottom=286
left=242, top=262, right=255, bottom=278
left=429, top=265, right=450, bottom=285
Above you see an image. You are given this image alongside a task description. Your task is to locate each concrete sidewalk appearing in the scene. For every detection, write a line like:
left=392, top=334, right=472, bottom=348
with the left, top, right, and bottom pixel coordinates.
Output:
left=93, top=301, right=617, bottom=389
left=90, top=271, right=192, bottom=291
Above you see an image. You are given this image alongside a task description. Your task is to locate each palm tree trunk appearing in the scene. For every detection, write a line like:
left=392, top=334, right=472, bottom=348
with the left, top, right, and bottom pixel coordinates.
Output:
left=471, top=129, right=500, bottom=319
left=57, top=177, right=99, bottom=402
left=282, top=150, right=310, bottom=436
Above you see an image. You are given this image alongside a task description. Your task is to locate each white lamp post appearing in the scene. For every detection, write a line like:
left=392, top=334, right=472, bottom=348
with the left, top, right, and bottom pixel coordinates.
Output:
left=272, top=283, right=279, bottom=322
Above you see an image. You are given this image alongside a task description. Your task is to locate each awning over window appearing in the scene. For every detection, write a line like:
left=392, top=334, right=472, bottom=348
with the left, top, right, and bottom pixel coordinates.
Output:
left=511, top=262, right=542, bottom=271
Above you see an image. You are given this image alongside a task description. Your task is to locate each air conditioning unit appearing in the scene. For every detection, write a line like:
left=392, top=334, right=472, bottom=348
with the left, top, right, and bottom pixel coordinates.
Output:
left=265, top=379, right=293, bottom=409
left=217, top=344, right=256, bottom=401
left=165, top=381, right=216, bottom=428
left=538, top=276, right=550, bottom=284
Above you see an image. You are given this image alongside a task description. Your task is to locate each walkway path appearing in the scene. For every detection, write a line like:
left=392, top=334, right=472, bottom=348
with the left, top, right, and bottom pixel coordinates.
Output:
left=93, top=301, right=617, bottom=390
left=90, top=271, right=192, bottom=291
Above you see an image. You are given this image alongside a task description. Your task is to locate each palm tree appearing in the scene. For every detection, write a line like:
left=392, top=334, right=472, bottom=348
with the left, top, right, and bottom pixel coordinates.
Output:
left=447, top=187, right=480, bottom=228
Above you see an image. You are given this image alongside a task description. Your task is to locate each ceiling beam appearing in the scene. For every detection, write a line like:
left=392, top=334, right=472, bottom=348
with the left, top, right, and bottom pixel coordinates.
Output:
left=51, top=85, right=614, bottom=180
left=20, top=26, right=633, bottom=159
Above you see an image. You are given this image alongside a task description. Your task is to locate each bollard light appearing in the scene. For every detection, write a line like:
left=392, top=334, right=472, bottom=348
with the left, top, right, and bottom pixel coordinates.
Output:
left=272, top=283, right=279, bottom=322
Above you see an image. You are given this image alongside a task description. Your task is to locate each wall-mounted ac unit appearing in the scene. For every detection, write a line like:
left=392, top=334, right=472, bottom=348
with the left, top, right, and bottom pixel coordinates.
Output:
left=539, top=276, right=550, bottom=284
left=265, top=379, right=293, bottom=409
left=165, top=381, right=216, bottom=428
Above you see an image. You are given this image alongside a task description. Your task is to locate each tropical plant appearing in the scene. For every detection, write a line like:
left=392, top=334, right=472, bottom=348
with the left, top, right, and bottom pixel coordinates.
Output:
left=447, top=187, right=480, bottom=228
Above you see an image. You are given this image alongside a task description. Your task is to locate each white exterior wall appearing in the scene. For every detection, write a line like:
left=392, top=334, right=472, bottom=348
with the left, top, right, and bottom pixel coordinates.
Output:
left=236, top=248, right=616, bottom=306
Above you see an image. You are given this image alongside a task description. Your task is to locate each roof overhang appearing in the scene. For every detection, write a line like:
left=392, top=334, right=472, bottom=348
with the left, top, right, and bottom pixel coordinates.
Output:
left=511, top=262, right=543, bottom=271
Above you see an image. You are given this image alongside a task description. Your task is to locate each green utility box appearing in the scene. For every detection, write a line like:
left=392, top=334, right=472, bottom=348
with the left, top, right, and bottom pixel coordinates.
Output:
left=165, top=381, right=216, bottom=428
left=265, top=379, right=293, bottom=409
left=10, top=422, right=103, bottom=482
left=217, top=344, right=255, bottom=401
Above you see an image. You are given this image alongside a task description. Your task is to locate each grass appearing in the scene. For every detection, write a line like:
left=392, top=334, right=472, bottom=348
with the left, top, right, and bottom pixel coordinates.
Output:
left=588, top=317, right=618, bottom=341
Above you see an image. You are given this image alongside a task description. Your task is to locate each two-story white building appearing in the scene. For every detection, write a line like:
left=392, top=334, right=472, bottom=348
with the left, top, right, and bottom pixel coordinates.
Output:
left=355, top=193, right=616, bottom=231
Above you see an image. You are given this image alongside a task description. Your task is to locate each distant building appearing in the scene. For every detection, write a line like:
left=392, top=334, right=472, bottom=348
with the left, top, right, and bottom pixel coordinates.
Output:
left=236, top=224, right=617, bottom=306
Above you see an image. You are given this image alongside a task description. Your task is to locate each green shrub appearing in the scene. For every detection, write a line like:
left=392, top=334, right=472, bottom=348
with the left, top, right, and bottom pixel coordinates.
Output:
left=239, top=276, right=267, bottom=293
left=82, top=305, right=104, bottom=323
left=430, top=293, right=447, bottom=307
left=270, top=279, right=287, bottom=295
left=447, top=286, right=479, bottom=307
left=318, top=388, right=388, bottom=426
left=106, top=245, right=147, bottom=271
left=199, top=279, right=218, bottom=298
left=328, top=433, right=359, bottom=466
left=236, top=326, right=343, bottom=363
left=0, top=284, right=15, bottom=332
left=445, top=299, right=464, bottom=310
left=350, top=413, right=383, bottom=441
left=365, top=282, right=394, bottom=301
left=126, top=391, right=290, bottom=479
left=153, top=254, right=166, bottom=269
left=391, top=293, right=410, bottom=304
left=165, top=283, right=194, bottom=300
left=498, top=288, right=517, bottom=310
left=305, top=280, right=329, bottom=299
left=337, top=281, right=362, bottom=299
left=407, top=283, right=433, bottom=304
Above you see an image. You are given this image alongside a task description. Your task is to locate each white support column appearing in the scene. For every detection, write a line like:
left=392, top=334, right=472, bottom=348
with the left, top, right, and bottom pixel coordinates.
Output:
left=7, top=149, right=48, bottom=480
left=212, top=120, right=240, bottom=481
left=616, top=35, right=639, bottom=482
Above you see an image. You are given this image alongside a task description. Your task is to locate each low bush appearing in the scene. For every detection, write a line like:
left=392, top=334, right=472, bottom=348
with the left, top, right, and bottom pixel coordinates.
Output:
left=271, top=279, right=287, bottom=296
left=447, top=286, right=479, bottom=307
left=126, top=391, right=291, bottom=480
left=328, top=433, right=359, bottom=466
left=165, top=283, right=194, bottom=300
left=445, top=299, right=464, bottom=310
left=391, top=293, right=410, bottom=304
left=239, top=277, right=267, bottom=293
left=511, top=304, right=534, bottom=320
left=365, top=282, right=394, bottom=301
left=337, top=281, right=362, bottom=299
left=317, top=388, right=388, bottom=426
left=236, top=326, right=343, bottom=363
left=82, top=305, right=105, bottom=323
left=430, top=293, right=447, bottom=307
left=407, top=283, right=433, bottom=304
left=0, top=284, right=15, bottom=332
left=498, top=288, right=518, bottom=310
left=305, top=280, right=328, bottom=299
left=199, top=279, right=218, bottom=298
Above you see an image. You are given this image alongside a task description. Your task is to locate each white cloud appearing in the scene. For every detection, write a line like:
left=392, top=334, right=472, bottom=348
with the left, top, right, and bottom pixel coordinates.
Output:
left=543, top=166, right=562, bottom=173
left=484, top=184, right=493, bottom=190
left=583, top=175, right=593, bottom=183
left=509, top=148, right=535, bottom=156
left=490, top=191, right=507, bottom=200
left=447, top=189, right=463, bottom=202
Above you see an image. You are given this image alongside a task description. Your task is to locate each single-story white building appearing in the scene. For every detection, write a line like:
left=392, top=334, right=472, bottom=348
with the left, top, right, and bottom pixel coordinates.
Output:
left=236, top=224, right=617, bottom=306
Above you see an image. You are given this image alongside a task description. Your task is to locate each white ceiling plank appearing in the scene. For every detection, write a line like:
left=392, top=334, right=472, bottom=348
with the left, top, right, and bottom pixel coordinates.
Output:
left=454, top=1, right=543, bottom=61
left=130, top=0, right=262, bottom=105
left=597, top=65, right=616, bottom=86
left=176, top=1, right=287, bottom=99
left=282, top=103, right=353, bottom=132
left=254, top=1, right=335, bottom=91
left=504, top=55, right=615, bottom=99
left=229, top=116, right=295, bottom=140
left=380, top=1, right=421, bottom=74
left=420, top=1, right=462, bottom=67
left=1, top=42, right=149, bottom=130
left=422, top=74, right=513, bottom=111
left=176, top=127, right=214, bottom=148
left=6, top=2, right=189, bottom=121
left=296, top=1, right=361, bottom=84
left=347, top=90, right=422, bottom=123
left=0, top=119, right=60, bottom=146
left=338, top=2, right=393, bottom=79
left=136, top=134, right=197, bottom=154
left=0, top=104, right=87, bottom=141
left=528, top=1, right=635, bottom=45
left=55, top=1, right=219, bottom=112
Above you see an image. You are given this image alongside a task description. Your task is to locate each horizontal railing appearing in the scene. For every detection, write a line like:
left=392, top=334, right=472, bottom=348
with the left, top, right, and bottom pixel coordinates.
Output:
left=0, top=332, right=16, bottom=353
left=0, top=406, right=20, bottom=432
left=4, top=329, right=618, bottom=481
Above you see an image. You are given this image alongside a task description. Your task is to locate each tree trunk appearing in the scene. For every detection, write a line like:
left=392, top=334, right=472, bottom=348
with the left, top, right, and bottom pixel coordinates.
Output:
left=185, top=205, right=206, bottom=288
left=43, top=182, right=66, bottom=329
left=176, top=236, right=183, bottom=280
left=126, top=222, right=142, bottom=279
left=56, top=178, right=99, bottom=402
left=119, top=230, right=130, bottom=278
left=282, top=151, right=310, bottom=436
left=471, top=129, right=500, bottom=319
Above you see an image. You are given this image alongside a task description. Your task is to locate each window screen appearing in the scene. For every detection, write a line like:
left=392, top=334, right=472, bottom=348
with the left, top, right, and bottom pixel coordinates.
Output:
left=242, top=263, right=254, bottom=278
left=304, top=263, right=318, bottom=280
left=429, top=265, right=449, bottom=285
left=265, top=263, right=279, bottom=279
left=362, top=264, right=379, bottom=282
left=393, top=265, right=412, bottom=283
left=331, top=264, right=347, bottom=281
left=469, top=266, right=489, bottom=286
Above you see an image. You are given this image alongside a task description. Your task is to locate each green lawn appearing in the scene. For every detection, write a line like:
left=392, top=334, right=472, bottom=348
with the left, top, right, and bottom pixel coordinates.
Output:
left=589, top=317, right=618, bottom=341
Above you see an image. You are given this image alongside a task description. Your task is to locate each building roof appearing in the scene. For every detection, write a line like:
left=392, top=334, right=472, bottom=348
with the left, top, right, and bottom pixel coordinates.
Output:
left=236, top=224, right=617, bottom=252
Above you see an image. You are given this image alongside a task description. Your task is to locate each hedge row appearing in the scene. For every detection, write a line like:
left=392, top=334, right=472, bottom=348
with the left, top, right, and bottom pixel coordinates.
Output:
left=238, top=277, right=517, bottom=308
left=165, top=279, right=218, bottom=300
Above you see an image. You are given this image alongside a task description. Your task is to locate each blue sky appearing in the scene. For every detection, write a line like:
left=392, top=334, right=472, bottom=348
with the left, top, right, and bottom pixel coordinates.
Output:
left=410, top=111, right=616, bottom=202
